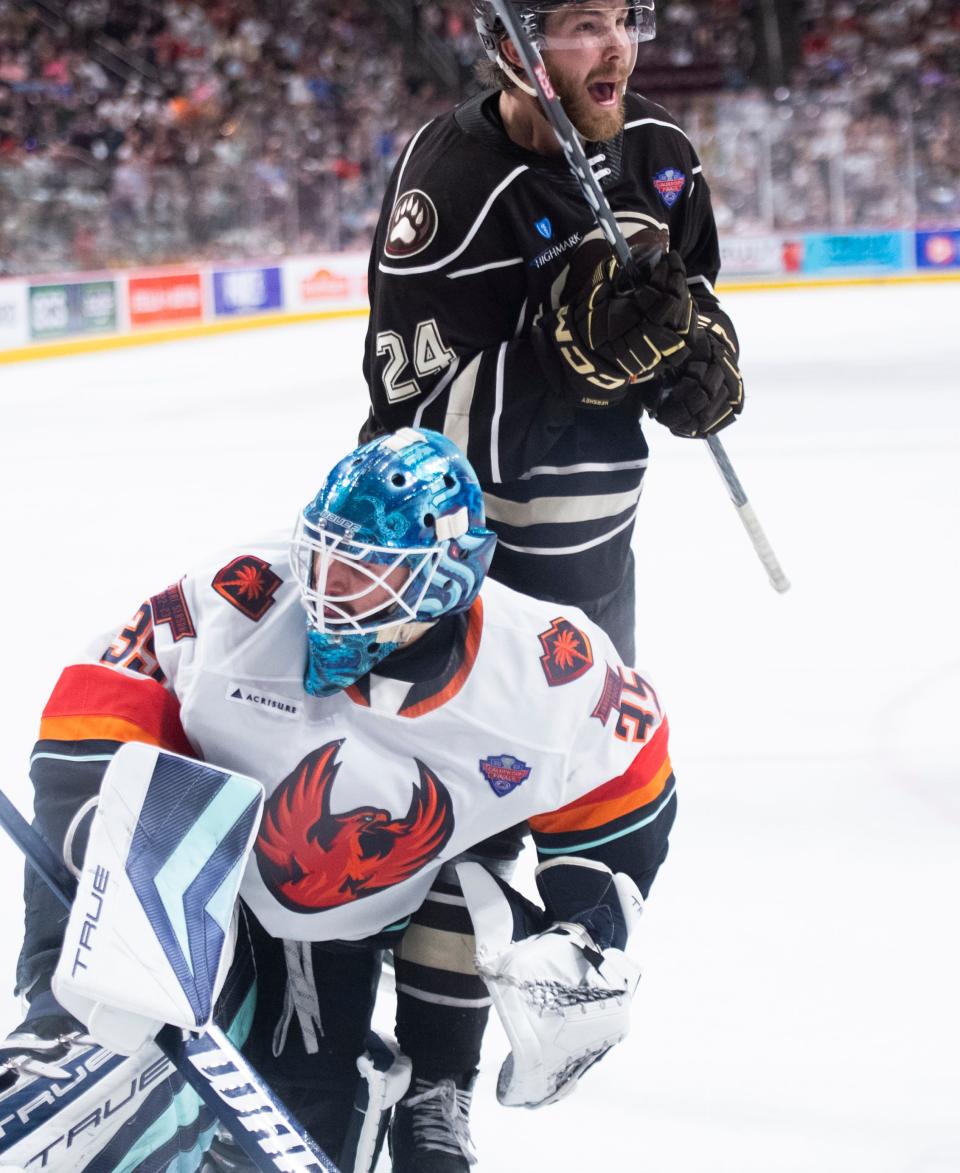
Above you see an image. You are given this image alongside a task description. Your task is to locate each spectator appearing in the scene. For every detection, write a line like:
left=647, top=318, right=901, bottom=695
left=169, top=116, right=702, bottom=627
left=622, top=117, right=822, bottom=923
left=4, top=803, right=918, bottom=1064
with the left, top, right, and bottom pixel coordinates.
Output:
left=0, top=0, right=956, bottom=274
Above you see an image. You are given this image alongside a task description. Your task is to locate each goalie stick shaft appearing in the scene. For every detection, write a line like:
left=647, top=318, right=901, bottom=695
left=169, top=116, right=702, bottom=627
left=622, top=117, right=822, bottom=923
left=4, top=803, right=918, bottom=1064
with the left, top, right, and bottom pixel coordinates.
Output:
left=0, top=788, right=341, bottom=1173
left=489, top=0, right=790, bottom=593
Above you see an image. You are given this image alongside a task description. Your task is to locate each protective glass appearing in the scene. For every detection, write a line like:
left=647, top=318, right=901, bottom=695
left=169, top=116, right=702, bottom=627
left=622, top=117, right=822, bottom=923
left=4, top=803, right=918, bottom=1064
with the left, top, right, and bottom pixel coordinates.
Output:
left=535, top=3, right=655, bottom=50
left=292, top=511, right=442, bottom=634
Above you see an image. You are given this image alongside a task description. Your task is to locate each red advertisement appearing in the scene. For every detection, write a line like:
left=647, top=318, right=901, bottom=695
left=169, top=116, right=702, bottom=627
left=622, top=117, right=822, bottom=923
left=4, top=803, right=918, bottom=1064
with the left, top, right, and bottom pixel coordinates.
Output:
left=128, top=272, right=203, bottom=327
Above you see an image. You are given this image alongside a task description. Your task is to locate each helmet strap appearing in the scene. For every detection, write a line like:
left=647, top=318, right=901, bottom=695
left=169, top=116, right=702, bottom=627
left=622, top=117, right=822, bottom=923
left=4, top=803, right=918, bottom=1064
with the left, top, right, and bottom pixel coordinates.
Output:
left=378, top=619, right=435, bottom=647
left=496, top=50, right=538, bottom=97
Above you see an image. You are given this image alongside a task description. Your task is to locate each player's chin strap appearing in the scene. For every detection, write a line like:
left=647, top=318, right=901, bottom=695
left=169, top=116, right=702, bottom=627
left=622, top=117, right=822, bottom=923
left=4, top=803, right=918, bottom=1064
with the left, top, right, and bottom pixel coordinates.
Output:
left=380, top=619, right=434, bottom=646
left=458, top=856, right=643, bottom=1109
left=497, top=51, right=538, bottom=97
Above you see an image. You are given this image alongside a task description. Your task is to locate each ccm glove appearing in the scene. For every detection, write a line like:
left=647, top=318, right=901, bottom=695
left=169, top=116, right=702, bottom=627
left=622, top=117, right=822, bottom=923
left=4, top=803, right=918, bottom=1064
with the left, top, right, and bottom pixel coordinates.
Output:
left=644, top=315, right=745, bottom=438
left=545, top=245, right=692, bottom=409
left=625, top=247, right=695, bottom=339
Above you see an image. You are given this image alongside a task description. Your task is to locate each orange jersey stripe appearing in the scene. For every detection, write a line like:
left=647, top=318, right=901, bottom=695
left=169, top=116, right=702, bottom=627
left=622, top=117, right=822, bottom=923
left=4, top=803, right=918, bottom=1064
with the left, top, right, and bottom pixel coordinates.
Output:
left=402, top=598, right=483, bottom=720
left=530, top=756, right=673, bottom=834
left=40, top=713, right=174, bottom=749
left=528, top=718, right=671, bottom=836
left=40, top=664, right=194, bottom=756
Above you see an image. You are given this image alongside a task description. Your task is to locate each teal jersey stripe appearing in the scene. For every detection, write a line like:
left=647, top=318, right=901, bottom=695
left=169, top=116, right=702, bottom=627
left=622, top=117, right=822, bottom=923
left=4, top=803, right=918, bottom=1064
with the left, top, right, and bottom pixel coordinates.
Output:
left=382, top=917, right=411, bottom=933
left=109, top=1087, right=203, bottom=1173
left=108, top=977, right=256, bottom=1172
left=161, top=1123, right=219, bottom=1173
left=535, top=783, right=677, bottom=855
left=229, top=976, right=257, bottom=1049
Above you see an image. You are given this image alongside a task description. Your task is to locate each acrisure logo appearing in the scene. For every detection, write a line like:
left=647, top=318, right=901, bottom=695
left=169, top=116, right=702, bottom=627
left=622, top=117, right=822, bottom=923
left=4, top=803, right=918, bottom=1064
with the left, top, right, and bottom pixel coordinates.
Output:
left=227, top=684, right=301, bottom=719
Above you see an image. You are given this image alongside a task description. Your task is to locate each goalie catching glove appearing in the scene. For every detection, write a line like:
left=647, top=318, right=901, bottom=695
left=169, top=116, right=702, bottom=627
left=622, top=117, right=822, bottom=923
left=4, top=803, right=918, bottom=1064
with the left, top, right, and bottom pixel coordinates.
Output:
left=540, top=236, right=694, bottom=408
left=457, top=857, right=643, bottom=1109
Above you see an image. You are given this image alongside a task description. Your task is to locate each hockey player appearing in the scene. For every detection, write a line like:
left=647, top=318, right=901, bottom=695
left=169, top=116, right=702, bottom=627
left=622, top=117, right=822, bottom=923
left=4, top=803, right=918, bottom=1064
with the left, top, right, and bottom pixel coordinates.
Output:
left=360, top=5, right=738, bottom=1163
left=362, top=0, right=744, bottom=663
left=2, top=428, right=676, bottom=1172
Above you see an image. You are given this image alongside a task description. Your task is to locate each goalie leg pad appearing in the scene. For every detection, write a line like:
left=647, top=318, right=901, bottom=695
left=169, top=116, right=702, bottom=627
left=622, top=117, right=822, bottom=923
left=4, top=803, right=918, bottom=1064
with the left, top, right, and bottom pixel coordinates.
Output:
left=339, top=1032, right=412, bottom=1173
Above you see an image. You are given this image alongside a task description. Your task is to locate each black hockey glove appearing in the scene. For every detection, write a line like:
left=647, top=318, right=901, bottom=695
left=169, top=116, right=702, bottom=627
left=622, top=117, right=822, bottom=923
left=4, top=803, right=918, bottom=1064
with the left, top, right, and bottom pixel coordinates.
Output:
left=544, top=245, right=693, bottom=409
left=623, top=247, right=695, bottom=339
left=643, top=316, right=744, bottom=438
left=0, top=993, right=91, bottom=1090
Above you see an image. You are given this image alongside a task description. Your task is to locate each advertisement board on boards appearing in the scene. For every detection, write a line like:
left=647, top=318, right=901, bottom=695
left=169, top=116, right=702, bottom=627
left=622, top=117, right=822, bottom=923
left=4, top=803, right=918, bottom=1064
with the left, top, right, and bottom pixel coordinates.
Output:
left=0, top=281, right=29, bottom=348
left=802, top=232, right=907, bottom=274
left=28, top=280, right=118, bottom=341
left=915, top=229, right=960, bottom=270
left=719, top=235, right=791, bottom=277
left=128, top=271, right=203, bottom=328
left=213, top=266, right=283, bottom=316
left=282, top=255, right=369, bottom=312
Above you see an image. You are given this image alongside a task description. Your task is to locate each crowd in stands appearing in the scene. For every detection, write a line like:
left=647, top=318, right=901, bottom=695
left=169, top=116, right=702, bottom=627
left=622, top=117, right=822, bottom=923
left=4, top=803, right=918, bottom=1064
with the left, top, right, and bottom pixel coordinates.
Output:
left=0, top=0, right=443, bottom=274
left=0, top=0, right=957, bottom=276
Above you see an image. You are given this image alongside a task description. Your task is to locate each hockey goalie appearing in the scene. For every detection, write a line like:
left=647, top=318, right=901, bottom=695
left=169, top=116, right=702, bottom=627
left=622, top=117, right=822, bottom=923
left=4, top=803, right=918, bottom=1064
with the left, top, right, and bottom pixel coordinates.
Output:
left=0, top=428, right=676, bottom=1172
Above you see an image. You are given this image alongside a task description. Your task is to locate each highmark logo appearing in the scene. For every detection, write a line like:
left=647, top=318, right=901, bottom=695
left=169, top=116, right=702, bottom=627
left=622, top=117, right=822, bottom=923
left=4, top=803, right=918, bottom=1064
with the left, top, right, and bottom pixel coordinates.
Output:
left=530, top=230, right=582, bottom=270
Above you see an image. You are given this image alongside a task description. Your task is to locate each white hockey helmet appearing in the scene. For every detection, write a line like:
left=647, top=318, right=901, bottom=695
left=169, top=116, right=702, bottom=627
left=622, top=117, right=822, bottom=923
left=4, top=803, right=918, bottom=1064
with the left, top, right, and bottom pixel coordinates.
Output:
left=472, top=1, right=656, bottom=59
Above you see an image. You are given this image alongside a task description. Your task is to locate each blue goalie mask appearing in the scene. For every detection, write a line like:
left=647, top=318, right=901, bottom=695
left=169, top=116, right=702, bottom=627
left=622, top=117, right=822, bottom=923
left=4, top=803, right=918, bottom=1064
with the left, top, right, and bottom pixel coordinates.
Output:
left=292, top=428, right=498, bottom=697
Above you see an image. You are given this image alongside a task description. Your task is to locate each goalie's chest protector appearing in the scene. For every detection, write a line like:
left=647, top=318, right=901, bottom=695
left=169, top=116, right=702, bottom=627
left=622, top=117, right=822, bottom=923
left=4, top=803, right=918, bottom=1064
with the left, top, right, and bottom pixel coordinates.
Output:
left=170, top=575, right=595, bottom=943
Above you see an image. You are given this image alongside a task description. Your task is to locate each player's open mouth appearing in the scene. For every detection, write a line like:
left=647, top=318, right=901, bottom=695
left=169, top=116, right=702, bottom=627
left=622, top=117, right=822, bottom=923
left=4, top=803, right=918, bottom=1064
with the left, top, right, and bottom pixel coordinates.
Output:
left=587, top=81, right=620, bottom=106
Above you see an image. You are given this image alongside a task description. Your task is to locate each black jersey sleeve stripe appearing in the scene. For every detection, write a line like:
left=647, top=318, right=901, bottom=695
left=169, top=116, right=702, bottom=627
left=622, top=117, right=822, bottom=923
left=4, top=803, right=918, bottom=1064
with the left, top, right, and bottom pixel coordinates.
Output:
left=533, top=788, right=677, bottom=901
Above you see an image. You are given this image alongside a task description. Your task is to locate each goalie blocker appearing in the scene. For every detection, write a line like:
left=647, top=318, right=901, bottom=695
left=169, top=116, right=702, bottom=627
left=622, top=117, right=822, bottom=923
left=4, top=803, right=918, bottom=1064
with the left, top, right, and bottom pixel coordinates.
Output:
left=0, top=743, right=343, bottom=1173
left=458, top=857, right=643, bottom=1109
left=2, top=742, right=416, bottom=1173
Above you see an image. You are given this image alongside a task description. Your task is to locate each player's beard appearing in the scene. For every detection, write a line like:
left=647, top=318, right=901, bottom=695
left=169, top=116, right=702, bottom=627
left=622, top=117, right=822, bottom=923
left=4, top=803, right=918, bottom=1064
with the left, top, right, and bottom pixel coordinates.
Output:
left=552, top=71, right=627, bottom=142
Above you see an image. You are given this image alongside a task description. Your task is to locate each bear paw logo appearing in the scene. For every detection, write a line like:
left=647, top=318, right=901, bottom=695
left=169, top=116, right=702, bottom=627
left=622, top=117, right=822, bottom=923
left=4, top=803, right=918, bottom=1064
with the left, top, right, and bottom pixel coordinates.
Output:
left=384, top=189, right=439, bottom=259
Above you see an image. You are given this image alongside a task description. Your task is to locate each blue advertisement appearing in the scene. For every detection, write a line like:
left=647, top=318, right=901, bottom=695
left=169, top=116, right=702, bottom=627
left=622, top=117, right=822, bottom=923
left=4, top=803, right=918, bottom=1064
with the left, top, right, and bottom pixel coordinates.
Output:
left=213, top=267, right=283, bottom=316
left=803, top=232, right=907, bottom=275
left=915, top=229, right=960, bottom=270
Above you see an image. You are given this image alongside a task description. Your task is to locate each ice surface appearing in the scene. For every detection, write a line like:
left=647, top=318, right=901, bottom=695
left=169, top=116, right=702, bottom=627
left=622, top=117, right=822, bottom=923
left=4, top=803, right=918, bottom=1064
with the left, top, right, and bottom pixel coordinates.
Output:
left=0, top=281, right=958, bottom=1171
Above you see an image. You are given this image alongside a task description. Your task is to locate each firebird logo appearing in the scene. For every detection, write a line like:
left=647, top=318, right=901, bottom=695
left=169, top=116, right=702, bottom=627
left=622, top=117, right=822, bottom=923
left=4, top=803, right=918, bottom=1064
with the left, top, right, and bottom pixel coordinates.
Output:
left=255, top=741, right=455, bottom=912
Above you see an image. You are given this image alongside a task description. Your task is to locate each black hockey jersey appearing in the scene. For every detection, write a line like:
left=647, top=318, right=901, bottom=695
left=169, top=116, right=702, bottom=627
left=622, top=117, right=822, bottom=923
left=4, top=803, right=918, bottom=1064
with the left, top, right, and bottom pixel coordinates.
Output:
left=363, top=89, right=736, bottom=606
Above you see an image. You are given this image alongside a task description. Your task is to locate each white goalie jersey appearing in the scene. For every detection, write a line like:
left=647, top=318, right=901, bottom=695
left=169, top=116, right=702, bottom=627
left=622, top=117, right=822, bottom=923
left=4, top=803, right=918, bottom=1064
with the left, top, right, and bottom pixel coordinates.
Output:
left=40, top=539, right=675, bottom=944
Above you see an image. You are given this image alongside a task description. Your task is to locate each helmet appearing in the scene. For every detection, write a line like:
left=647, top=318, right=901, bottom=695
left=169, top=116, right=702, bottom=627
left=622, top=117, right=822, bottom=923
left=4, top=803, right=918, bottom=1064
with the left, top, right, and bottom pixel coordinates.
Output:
left=292, top=428, right=497, bottom=697
left=472, top=1, right=656, bottom=60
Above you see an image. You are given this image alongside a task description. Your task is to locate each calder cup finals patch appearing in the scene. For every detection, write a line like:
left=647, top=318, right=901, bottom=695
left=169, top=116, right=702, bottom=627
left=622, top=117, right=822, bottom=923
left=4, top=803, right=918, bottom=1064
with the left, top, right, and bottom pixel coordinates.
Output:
left=653, top=168, right=687, bottom=208
left=479, top=754, right=532, bottom=797
left=385, top=190, right=439, bottom=259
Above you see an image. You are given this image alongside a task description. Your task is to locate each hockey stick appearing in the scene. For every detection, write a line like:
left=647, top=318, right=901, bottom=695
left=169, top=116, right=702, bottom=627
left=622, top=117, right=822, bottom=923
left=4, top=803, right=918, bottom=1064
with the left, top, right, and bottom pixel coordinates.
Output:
left=0, top=787, right=341, bottom=1173
left=489, top=0, right=790, bottom=593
